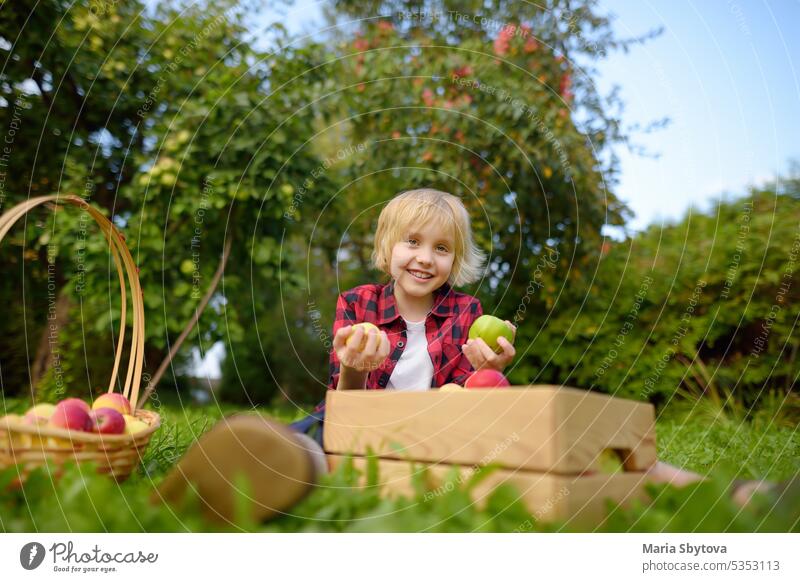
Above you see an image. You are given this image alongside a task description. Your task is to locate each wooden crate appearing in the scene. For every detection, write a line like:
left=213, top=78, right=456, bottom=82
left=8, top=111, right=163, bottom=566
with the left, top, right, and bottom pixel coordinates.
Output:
left=324, top=386, right=656, bottom=473
left=323, top=386, right=656, bottom=524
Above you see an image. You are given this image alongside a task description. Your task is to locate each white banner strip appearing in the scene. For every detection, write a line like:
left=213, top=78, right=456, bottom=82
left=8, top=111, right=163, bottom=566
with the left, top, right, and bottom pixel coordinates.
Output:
left=1, top=533, right=797, bottom=581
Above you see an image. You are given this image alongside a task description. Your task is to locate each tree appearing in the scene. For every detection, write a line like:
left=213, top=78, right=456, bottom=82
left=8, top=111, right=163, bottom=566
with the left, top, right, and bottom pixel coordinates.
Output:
left=276, top=0, right=652, bottom=398
left=0, top=1, right=337, bottom=405
left=1, top=0, right=158, bottom=397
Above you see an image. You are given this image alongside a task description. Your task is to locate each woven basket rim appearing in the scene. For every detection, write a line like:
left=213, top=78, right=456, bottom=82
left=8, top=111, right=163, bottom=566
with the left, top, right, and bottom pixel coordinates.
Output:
left=0, top=410, right=160, bottom=443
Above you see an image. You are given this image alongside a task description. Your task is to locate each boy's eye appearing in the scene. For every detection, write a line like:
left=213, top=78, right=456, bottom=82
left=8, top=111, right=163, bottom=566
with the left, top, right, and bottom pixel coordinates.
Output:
left=407, top=237, right=448, bottom=252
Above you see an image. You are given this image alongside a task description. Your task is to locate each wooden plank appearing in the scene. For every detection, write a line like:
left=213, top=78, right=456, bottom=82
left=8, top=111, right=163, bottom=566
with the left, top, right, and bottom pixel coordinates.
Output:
left=324, top=386, right=656, bottom=474
left=327, top=454, right=651, bottom=526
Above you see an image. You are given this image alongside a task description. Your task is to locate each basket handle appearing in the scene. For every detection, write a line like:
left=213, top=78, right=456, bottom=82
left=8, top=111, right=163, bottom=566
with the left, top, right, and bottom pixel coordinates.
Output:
left=0, top=195, right=146, bottom=411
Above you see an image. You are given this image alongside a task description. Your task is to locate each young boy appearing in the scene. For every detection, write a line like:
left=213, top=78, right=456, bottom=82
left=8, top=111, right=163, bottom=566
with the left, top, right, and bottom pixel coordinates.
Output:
left=327, top=187, right=515, bottom=392
left=156, top=188, right=516, bottom=524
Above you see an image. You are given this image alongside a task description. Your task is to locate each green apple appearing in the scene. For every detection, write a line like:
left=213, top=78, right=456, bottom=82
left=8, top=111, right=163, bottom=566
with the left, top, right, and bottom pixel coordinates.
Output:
left=597, top=449, right=625, bottom=474
left=468, top=315, right=515, bottom=354
left=345, top=322, right=380, bottom=351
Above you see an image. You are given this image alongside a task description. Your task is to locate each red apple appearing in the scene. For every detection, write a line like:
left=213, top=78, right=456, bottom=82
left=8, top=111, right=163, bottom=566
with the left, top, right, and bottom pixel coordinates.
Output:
left=49, top=400, right=92, bottom=431
left=88, top=408, right=126, bottom=435
left=92, top=393, right=132, bottom=416
left=464, top=369, right=510, bottom=389
left=468, top=315, right=515, bottom=354
left=57, top=398, right=90, bottom=413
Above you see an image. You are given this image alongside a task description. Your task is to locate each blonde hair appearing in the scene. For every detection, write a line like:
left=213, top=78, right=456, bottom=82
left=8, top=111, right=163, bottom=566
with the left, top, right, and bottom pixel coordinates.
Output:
left=371, top=188, right=487, bottom=287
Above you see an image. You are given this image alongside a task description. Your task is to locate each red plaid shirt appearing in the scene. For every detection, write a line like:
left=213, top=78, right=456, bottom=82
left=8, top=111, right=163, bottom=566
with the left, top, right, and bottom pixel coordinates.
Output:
left=327, top=279, right=483, bottom=391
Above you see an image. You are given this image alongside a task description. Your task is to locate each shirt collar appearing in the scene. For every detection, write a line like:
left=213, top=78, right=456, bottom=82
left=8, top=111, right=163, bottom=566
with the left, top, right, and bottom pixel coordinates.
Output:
left=377, top=279, right=456, bottom=325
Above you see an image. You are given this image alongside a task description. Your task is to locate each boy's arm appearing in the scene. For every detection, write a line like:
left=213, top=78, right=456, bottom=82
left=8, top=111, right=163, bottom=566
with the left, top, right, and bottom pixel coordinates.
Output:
left=327, top=293, right=368, bottom=390
left=338, top=365, right=369, bottom=391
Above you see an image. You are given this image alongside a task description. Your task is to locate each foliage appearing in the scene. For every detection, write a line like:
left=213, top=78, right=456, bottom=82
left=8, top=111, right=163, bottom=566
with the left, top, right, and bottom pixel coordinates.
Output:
left=511, top=177, right=800, bottom=411
left=0, top=0, right=336, bottom=401
left=1, top=0, right=158, bottom=397
left=310, top=0, right=638, bottom=308
left=217, top=287, right=333, bottom=407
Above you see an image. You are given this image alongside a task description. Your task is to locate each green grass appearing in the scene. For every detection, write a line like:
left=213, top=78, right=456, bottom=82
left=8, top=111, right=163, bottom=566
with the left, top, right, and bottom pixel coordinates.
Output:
left=1, top=397, right=798, bottom=532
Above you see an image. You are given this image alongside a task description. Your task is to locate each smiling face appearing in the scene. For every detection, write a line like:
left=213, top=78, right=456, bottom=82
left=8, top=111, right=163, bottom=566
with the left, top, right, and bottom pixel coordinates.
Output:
left=389, top=220, right=456, bottom=313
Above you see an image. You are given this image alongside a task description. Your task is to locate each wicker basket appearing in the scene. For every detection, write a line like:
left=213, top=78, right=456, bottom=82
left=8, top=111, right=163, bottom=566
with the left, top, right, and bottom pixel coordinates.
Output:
left=0, top=195, right=160, bottom=486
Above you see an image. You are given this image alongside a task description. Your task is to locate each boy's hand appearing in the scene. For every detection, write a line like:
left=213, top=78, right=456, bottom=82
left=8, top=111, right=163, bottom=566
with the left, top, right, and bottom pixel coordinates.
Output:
left=461, top=320, right=516, bottom=373
left=333, top=325, right=390, bottom=373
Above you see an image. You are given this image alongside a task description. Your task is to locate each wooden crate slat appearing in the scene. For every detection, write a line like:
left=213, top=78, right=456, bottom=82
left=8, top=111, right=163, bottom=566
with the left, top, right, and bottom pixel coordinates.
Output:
left=327, top=454, right=651, bottom=526
left=323, top=386, right=656, bottom=473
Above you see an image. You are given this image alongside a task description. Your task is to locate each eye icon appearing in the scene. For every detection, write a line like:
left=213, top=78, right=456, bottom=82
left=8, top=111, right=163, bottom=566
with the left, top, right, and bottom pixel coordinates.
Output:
left=20, top=542, right=46, bottom=570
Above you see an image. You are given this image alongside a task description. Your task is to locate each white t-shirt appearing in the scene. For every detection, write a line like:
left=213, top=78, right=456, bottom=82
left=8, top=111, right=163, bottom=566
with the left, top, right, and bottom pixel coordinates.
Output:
left=386, top=318, right=434, bottom=391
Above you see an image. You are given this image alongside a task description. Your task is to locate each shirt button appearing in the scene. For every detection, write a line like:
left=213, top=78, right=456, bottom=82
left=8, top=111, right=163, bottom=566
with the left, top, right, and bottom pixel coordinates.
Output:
left=397, top=341, right=405, bottom=347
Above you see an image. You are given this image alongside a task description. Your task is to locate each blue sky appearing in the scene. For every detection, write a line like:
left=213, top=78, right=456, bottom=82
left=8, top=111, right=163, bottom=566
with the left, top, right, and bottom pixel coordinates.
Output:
left=594, top=0, right=800, bottom=230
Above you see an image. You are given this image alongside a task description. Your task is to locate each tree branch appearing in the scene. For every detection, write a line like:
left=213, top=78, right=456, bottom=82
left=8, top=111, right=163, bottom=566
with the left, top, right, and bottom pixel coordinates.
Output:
left=137, top=234, right=233, bottom=408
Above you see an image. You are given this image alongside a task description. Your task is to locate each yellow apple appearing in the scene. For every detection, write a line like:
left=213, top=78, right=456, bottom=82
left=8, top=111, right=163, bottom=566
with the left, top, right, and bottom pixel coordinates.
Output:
left=123, top=414, right=149, bottom=435
left=345, top=322, right=380, bottom=351
left=11, top=433, right=33, bottom=450
left=1, top=413, right=23, bottom=426
left=438, top=383, right=465, bottom=392
left=0, top=416, right=32, bottom=450
left=24, top=403, right=57, bottom=425
left=1, top=414, right=29, bottom=450
left=45, top=436, right=74, bottom=449
left=92, top=393, right=132, bottom=415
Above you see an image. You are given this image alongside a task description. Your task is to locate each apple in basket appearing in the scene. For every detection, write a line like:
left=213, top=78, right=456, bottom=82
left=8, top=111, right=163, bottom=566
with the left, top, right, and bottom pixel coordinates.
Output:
left=464, top=369, right=511, bottom=389
left=0, top=414, right=33, bottom=449
left=57, top=398, right=91, bottom=413
left=23, top=403, right=57, bottom=425
left=88, top=408, right=126, bottom=435
left=122, top=414, right=150, bottom=435
left=48, top=399, right=92, bottom=431
left=92, top=393, right=132, bottom=416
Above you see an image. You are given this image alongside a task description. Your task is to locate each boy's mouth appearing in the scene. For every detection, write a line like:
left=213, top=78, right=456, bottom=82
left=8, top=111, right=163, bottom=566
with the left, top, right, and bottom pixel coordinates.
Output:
left=407, top=269, right=433, bottom=281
